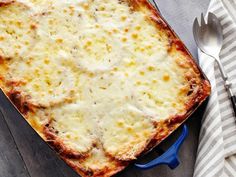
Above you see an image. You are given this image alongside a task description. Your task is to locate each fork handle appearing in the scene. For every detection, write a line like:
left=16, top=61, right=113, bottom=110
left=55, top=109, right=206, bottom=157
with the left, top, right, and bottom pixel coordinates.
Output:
left=216, top=58, right=228, bottom=81
left=230, top=95, right=236, bottom=117
left=214, top=56, right=236, bottom=116
left=225, top=81, right=236, bottom=117
left=224, top=77, right=236, bottom=117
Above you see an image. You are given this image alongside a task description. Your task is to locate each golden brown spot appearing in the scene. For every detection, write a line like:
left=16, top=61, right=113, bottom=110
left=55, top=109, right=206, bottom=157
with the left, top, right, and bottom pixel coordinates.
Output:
left=24, top=41, right=29, bottom=45
left=112, top=29, right=118, bottom=33
left=127, top=127, right=133, bottom=132
left=117, top=121, right=124, bottom=127
left=30, top=24, right=37, bottom=30
left=147, top=92, right=152, bottom=99
left=135, top=81, right=141, bottom=85
left=135, top=25, right=141, bottom=30
left=0, top=57, right=4, bottom=64
left=16, top=21, right=22, bottom=27
left=175, top=58, right=189, bottom=68
left=49, top=19, right=54, bottom=25
left=0, top=36, right=4, bottom=41
left=152, top=79, right=157, bottom=84
left=34, top=68, right=39, bottom=73
left=44, top=58, right=50, bottom=64
left=163, top=73, right=170, bottom=81
left=126, top=61, right=136, bottom=67
left=106, top=44, right=112, bottom=52
left=33, top=84, right=40, bottom=90
left=172, top=102, right=177, bottom=107
left=16, top=45, right=22, bottom=49
left=122, top=37, right=127, bottom=42
left=86, top=41, right=92, bottom=46
left=69, top=5, right=74, bottom=11
left=143, top=131, right=150, bottom=137
left=121, top=16, right=127, bottom=21
left=26, top=60, right=31, bottom=65
left=99, top=6, right=105, bottom=11
left=48, top=89, right=53, bottom=94
left=66, top=134, right=71, bottom=139
left=178, top=86, right=189, bottom=95
left=139, top=71, right=145, bottom=76
left=132, top=33, right=138, bottom=39
left=29, top=119, right=42, bottom=133
left=56, top=38, right=63, bottom=43
left=147, top=66, right=155, bottom=71
left=82, top=3, right=89, bottom=10
left=89, top=73, right=94, bottom=77
left=124, top=28, right=129, bottom=32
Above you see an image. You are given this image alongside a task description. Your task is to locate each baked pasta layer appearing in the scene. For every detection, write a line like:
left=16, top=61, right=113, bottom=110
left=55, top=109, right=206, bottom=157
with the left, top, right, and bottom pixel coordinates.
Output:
left=0, top=0, right=211, bottom=176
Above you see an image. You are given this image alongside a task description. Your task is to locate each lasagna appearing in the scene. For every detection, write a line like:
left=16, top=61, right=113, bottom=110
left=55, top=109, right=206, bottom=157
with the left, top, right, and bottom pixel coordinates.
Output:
left=0, top=0, right=211, bottom=176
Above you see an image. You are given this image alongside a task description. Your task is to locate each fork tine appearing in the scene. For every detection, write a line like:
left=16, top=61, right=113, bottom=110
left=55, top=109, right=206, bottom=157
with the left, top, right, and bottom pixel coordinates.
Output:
left=207, top=12, right=223, bottom=39
left=207, top=12, right=213, bottom=25
left=193, top=18, right=200, bottom=44
left=201, top=13, right=205, bottom=26
left=208, top=12, right=221, bottom=27
left=193, top=17, right=200, bottom=32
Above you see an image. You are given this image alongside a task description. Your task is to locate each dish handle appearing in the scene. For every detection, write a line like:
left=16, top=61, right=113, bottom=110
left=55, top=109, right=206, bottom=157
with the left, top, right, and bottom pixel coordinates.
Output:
left=135, top=124, right=188, bottom=170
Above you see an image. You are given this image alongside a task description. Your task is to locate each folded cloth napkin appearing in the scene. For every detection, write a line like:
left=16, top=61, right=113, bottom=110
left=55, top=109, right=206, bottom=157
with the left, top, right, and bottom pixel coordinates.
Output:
left=194, top=0, right=236, bottom=176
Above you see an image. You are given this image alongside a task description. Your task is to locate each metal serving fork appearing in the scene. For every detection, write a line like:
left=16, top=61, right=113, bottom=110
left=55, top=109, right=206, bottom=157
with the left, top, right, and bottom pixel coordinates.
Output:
left=193, top=12, right=236, bottom=116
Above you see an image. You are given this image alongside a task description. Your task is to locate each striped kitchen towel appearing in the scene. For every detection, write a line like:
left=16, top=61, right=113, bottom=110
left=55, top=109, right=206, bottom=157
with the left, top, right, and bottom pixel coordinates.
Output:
left=193, top=0, right=236, bottom=177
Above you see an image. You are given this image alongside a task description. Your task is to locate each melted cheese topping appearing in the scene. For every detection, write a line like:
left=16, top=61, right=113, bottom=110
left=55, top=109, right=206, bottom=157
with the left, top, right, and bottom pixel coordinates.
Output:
left=0, top=2, right=36, bottom=59
left=0, top=0, right=201, bottom=176
left=99, top=105, right=155, bottom=160
left=48, top=103, right=97, bottom=154
left=7, top=57, right=76, bottom=106
left=82, top=145, right=120, bottom=171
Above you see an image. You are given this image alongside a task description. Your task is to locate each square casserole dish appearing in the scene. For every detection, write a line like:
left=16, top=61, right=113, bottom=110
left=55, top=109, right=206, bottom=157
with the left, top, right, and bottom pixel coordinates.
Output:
left=0, top=0, right=211, bottom=176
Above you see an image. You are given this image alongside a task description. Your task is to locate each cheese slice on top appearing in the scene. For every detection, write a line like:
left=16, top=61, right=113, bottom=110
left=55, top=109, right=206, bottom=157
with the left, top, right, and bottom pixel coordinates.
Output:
left=0, top=1, right=36, bottom=59
left=99, top=104, right=156, bottom=160
left=7, top=56, right=76, bottom=107
left=46, top=103, right=97, bottom=155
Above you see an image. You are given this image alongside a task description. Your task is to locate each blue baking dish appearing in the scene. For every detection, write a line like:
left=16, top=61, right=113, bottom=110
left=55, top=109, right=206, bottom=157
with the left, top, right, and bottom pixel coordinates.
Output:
left=135, top=125, right=188, bottom=170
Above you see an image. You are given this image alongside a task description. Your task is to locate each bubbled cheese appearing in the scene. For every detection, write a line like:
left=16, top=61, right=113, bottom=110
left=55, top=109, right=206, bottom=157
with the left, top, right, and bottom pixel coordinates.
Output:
left=48, top=103, right=97, bottom=154
left=7, top=56, right=76, bottom=107
left=99, top=104, right=156, bottom=160
left=0, top=2, right=36, bottom=59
